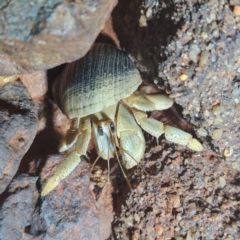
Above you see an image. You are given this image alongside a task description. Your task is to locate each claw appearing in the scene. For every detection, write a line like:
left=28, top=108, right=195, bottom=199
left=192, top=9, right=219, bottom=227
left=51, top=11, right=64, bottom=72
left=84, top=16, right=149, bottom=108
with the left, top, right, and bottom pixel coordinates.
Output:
left=59, top=117, right=80, bottom=152
left=164, top=125, right=203, bottom=152
left=117, top=104, right=145, bottom=168
left=41, top=118, right=91, bottom=196
left=125, top=92, right=202, bottom=152
left=41, top=151, right=81, bottom=196
left=41, top=176, right=60, bottom=197
left=42, top=89, right=203, bottom=196
left=124, top=92, right=174, bottom=111
left=132, top=109, right=164, bottom=138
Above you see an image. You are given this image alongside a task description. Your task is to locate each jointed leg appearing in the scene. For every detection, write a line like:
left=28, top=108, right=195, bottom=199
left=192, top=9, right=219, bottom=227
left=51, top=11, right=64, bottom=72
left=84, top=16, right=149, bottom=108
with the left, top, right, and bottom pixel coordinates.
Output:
left=59, top=117, right=80, bottom=152
left=41, top=118, right=92, bottom=196
left=123, top=92, right=174, bottom=112
left=125, top=93, right=203, bottom=152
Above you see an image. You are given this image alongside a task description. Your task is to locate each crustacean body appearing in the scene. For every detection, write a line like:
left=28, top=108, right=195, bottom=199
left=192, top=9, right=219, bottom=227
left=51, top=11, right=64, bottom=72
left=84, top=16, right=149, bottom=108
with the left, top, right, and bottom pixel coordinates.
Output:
left=41, top=43, right=202, bottom=196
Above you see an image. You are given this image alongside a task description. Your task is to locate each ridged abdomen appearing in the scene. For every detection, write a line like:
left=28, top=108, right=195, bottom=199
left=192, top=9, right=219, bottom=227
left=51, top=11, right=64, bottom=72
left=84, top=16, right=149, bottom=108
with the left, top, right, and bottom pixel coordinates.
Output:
left=53, top=43, right=142, bottom=119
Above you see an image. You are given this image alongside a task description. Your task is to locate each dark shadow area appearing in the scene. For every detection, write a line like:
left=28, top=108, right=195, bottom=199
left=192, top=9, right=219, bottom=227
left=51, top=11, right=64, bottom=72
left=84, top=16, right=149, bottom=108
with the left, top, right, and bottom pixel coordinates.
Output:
left=47, top=63, right=66, bottom=99
left=110, top=0, right=186, bottom=225
left=111, top=163, right=133, bottom=216
left=0, top=186, right=10, bottom=210
left=17, top=66, right=66, bottom=176
left=95, top=34, right=116, bottom=46
left=0, top=99, right=30, bottom=115
left=112, top=0, right=185, bottom=77
left=89, top=150, right=132, bottom=216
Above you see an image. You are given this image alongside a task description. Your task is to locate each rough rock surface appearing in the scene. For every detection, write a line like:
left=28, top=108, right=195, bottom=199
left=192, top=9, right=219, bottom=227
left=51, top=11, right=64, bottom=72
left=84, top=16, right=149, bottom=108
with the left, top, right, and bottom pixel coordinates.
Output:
left=159, top=0, right=240, bottom=171
left=112, top=0, right=240, bottom=167
left=40, top=155, right=100, bottom=240
left=0, top=0, right=117, bottom=75
left=112, top=141, right=240, bottom=239
left=20, top=71, right=47, bottom=100
left=109, top=0, right=240, bottom=238
left=20, top=70, right=49, bottom=134
left=96, top=183, right=114, bottom=240
left=0, top=80, right=37, bottom=194
left=0, top=175, right=40, bottom=240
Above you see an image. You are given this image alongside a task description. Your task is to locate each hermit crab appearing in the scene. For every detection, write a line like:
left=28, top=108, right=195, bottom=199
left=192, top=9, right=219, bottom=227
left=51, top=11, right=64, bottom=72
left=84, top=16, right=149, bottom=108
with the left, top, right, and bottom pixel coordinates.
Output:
left=41, top=43, right=202, bottom=196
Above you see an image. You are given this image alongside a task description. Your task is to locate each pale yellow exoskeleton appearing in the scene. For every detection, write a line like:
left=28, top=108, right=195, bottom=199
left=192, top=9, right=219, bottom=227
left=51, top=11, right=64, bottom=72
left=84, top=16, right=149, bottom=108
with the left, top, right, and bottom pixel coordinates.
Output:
left=41, top=43, right=203, bottom=196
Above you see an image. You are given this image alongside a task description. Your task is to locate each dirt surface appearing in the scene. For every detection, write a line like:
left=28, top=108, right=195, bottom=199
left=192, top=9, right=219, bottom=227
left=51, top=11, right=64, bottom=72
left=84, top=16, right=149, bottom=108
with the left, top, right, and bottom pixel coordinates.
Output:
left=159, top=0, right=240, bottom=170
left=112, top=142, right=240, bottom=239
left=0, top=0, right=240, bottom=239
left=110, top=0, right=240, bottom=239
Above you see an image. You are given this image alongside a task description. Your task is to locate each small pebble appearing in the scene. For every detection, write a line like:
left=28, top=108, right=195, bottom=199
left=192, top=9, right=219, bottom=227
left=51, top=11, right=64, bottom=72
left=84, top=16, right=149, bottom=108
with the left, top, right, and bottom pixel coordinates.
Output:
left=204, top=176, right=209, bottom=185
left=176, top=213, right=182, bottom=222
left=232, top=161, right=240, bottom=170
left=203, top=110, right=210, bottom=117
left=180, top=74, right=188, bottom=81
left=223, top=147, right=233, bottom=157
left=212, top=105, right=223, bottom=115
left=212, top=129, right=223, bottom=140
left=233, top=6, right=240, bottom=15
left=132, top=231, right=140, bottom=240
left=213, top=117, right=222, bottom=125
left=137, top=52, right=143, bottom=61
left=236, top=103, right=240, bottom=112
left=199, top=50, right=210, bottom=68
left=155, top=224, right=163, bottom=235
left=139, top=15, right=148, bottom=27
left=219, top=176, right=226, bottom=188
left=200, top=32, right=208, bottom=39
left=146, top=8, right=152, bottom=19
left=232, top=88, right=240, bottom=97
left=206, top=118, right=214, bottom=125
left=212, top=29, right=219, bottom=38
left=188, top=202, right=196, bottom=212
left=197, top=128, right=208, bottom=137
left=0, top=75, right=19, bottom=86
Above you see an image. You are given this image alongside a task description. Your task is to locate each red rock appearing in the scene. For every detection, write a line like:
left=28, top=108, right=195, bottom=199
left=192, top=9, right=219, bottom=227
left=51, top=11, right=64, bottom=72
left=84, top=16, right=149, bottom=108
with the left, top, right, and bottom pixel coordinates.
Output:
left=96, top=183, right=114, bottom=239
left=40, top=155, right=101, bottom=239
left=101, top=17, right=121, bottom=49
left=0, top=175, right=40, bottom=239
left=0, top=0, right=117, bottom=75
left=20, top=71, right=47, bottom=100
left=52, top=104, right=71, bottom=137
left=0, top=80, right=38, bottom=194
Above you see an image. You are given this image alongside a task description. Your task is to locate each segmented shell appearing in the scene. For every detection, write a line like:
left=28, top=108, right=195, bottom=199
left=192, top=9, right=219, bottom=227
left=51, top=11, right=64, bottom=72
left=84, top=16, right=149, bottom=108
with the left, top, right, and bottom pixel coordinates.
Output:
left=53, top=43, right=142, bottom=119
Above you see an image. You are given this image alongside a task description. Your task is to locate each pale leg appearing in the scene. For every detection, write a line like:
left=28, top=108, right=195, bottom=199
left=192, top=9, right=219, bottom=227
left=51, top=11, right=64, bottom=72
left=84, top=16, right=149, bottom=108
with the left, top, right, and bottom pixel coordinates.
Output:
left=59, top=117, right=80, bottom=152
left=41, top=118, right=92, bottom=196
left=125, top=92, right=203, bottom=152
